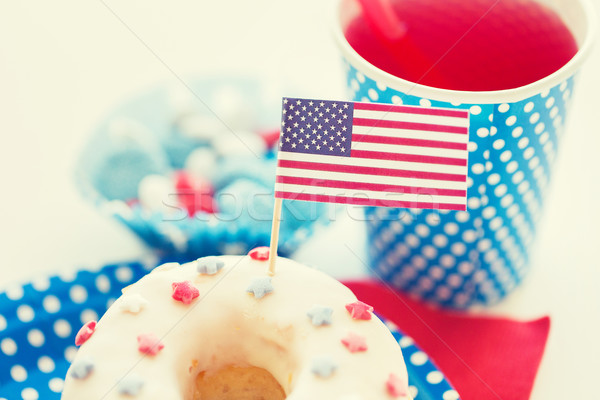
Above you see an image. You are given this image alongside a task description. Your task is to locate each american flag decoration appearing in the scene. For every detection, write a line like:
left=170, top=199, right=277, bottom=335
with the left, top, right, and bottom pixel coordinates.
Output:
left=275, top=97, right=470, bottom=211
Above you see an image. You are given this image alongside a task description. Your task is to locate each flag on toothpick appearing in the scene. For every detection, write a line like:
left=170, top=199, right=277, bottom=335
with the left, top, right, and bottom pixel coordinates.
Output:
left=275, top=97, right=470, bottom=211
left=267, top=97, right=470, bottom=274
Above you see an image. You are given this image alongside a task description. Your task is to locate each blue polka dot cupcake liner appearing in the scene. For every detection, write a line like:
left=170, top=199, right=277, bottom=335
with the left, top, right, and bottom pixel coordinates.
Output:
left=332, top=0, right=596, bottom=308
left=0, top=260, right=459, bottom=399
left=74, top=77, right=333, bottom=260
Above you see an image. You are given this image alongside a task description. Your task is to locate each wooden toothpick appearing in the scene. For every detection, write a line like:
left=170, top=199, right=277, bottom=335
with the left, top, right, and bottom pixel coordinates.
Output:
left=267, top=197, right=283, bottom=275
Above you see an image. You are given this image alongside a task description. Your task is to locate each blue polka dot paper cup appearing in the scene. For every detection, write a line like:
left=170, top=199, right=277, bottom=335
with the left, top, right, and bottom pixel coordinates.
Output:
left=333, top=0, right=596, bottom=307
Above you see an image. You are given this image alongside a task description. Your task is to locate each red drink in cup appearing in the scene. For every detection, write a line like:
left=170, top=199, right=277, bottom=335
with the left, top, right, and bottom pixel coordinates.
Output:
left=333, top=0, right=596, bottom=307
left=344, top=0, right=579, bottom=91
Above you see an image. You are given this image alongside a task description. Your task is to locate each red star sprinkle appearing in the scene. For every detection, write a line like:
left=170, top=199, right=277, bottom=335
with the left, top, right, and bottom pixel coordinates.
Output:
left=341, top=332, right=368, bottom=353
left=171, top=281, right=199, bottom=304
left=137, top=333, right=164, bottom=356
left=248, top=246, right=270, bottom=261
left=386, top=373, right=408, bottom=398
left=75, top=321, right=97, bottom=346
left=345, top=301, right=373, bottom=320
left=259, top=128, right=281, bottom=148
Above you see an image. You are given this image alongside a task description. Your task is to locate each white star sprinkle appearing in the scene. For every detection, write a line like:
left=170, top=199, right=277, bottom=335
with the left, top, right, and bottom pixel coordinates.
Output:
left=307, top=305, right=333, bottom=326
left=119, top=294, right=148, bottom=314
left=246, top=277, right=274, bottom=299
left=311, top=355, right=337, bottom=378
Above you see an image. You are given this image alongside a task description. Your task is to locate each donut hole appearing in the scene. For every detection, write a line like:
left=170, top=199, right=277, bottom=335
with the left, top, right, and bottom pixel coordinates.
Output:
left=186, top=319, right=296, bottom=399
left=194, top=365, right=286, bottom=400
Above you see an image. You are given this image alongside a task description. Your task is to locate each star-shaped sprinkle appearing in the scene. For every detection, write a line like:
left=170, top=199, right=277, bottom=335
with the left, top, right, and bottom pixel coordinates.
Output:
left=341, top=332, right=368, bottom=353
left=70, top=357, right=94, bottom=379
left=137, top=333, right=164, bottom=355
left=171, top=281, right=199, bottom=304
left=306, top=305, right=333, bottom=326
left=311, top=355, right=338, bottom=378
left=246, top=277, right=273, bottom=299
left=75, top=320, right=97, bottom=346
left=119, top=294, right=148, bottom=314
left=248, top=246, right=270, bottom=261
left=118, top=374, right=145, bottom=396
left=196, top=256, right=225, bottom=275
left=345, top=301, right=373, bottom=320
left=386, top=373, right=408, bottom=398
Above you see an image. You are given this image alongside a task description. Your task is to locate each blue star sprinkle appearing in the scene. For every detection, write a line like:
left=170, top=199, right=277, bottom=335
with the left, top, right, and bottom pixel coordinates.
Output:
left=196, top=256, right=225, bottom=275
left=311, top=355, right=338, bottom=378
left=246, top=277, right=274, bottom=299
left=307, top=305, right=333, bottom=326
left=118, top=374, right=145, bottom=396
left=70, top=357, right=94, bottom=380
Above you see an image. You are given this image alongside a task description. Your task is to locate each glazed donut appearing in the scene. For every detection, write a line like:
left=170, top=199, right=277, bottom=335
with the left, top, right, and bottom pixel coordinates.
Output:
left=62, top=250, right=410, bottom=399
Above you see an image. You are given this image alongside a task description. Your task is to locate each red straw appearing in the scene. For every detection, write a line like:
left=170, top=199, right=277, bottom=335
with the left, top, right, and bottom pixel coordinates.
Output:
left=354, top=0, right=450, bottom=88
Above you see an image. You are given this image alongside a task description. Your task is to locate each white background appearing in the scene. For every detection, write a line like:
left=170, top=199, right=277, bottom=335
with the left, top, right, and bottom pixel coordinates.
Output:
left=0, top=1, right=599, bottom=398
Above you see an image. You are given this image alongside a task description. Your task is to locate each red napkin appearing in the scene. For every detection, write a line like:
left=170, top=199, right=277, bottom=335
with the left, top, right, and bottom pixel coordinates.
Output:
left=343, top=280, right=550, bottom=400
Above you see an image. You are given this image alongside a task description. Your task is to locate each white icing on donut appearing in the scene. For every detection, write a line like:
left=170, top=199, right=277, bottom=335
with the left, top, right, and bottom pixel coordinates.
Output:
left=62, top=255, right=409, bottom=399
